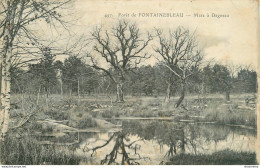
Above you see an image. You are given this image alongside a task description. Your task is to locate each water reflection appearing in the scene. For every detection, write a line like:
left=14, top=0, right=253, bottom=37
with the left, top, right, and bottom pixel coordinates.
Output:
left=72, top=120, right=256, bottom=164
left=36, top=120, right=256, bottom=165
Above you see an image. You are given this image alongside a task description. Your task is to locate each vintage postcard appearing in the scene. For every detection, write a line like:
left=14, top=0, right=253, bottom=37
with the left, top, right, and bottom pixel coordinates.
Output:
left=0, top=0, right=259, bottom=166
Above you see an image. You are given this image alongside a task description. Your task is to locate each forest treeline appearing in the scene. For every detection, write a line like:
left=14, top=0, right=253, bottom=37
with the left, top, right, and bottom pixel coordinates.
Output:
left=9, top=52, right=257, bottom=101
left=6, top=21, right=256, bottom=108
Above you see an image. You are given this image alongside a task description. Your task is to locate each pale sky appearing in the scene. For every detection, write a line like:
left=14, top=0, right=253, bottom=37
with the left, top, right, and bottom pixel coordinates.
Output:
left=35, top=0, right=259, bottom=69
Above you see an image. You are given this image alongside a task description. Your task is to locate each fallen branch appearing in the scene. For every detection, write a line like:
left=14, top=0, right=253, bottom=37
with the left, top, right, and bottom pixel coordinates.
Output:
left=10, top=112, right=35, bottom=130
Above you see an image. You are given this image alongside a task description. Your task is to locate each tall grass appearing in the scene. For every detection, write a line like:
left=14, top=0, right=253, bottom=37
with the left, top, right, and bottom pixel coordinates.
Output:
left=201, top=101, right=256, bottom=127
left=0, top=132, right=80, bottom=165
left=166, top=149, right=257, bottom=165
left=66, top=102, right=98, bottom=128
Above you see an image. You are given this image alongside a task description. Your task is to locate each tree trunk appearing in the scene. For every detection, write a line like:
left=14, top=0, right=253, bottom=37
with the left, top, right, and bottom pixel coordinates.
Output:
left=77, top=79, right=80, bottom=100
left=57, top=70, right=63, bottom=99
left=45, top=87, right=49, bottom=98
left=22, top=93, right=25, bottom=112
left=180, top=128, right=185, bottom=153
left=60, top=80, right=63, bottom=99
left=69, top=83, right=72, bottom=96
left=36, top=86, right=41, bottom=106
left=175, top=80, right=186, bottom=108
left=164, top=83, right=171, bottom=103
left=225, top=89, right=230, bottom=101
left=116, top=82, right=124, bottom=103
left=0, top=30, right=12, bottom=141
left=45, top=92, right=49, bottom=109
left=0, top=56, right=5, bottom=132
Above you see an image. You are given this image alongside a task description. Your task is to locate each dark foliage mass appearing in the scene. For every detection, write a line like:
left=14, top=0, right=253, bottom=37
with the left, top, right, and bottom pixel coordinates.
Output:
left=10, top=59, right=257, bottom=99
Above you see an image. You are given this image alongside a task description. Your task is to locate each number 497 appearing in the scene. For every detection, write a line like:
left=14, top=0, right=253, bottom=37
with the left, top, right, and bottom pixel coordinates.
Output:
left=104, top=14, right=113, bottom=18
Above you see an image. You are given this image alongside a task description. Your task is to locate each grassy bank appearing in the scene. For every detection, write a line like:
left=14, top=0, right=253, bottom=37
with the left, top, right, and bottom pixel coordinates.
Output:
left=0, top=132, right=80, bottom=165
left=166, top=149, right=257, bottom=165
left=197, top=100, right=256, bottom=127
left=11, top=94, right=257, bottom=128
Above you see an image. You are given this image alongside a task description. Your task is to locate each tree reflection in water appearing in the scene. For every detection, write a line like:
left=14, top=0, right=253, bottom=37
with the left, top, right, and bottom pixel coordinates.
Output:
left=121, top=120, right=233, bottom=157
left=83, top=131, right=149, bottom=165
left=82, top=120, right=255, bottom=165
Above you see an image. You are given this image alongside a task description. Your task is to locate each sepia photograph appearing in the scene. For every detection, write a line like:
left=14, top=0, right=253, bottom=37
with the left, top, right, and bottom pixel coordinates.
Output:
left=0, top=0, right=259, bottom=166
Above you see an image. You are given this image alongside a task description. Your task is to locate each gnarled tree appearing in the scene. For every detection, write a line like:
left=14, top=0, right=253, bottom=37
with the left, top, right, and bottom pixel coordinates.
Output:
left=87, top=20, right=152, bottom=102
left=154, top=27, right=203, bottom=107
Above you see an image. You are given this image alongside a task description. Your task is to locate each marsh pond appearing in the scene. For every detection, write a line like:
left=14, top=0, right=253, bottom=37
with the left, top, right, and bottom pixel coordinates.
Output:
left=34, top=119, right=257, bottom=165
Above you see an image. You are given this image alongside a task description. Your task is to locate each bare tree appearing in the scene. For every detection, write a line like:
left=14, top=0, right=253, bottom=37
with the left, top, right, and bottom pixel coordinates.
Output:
left=0, top=0, right=71, bottom=142
left=155, top=64, right=178, bottom=103
left=86, top=20, right=153, bottom=102
left=154, top=27, right=203, bottom=107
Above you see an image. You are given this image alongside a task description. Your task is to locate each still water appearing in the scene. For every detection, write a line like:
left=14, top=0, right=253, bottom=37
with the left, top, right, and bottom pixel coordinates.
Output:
left=69, top=120, right=256, bottom=165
